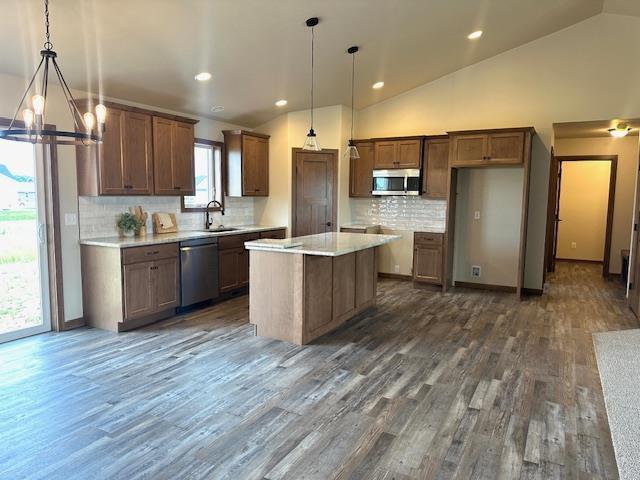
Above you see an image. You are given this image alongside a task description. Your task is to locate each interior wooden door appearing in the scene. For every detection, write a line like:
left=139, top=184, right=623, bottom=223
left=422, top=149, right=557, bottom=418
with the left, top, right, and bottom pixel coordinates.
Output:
left=293, top=149, right=337, bottom=237
left=629, top=144, right=640, bottom=315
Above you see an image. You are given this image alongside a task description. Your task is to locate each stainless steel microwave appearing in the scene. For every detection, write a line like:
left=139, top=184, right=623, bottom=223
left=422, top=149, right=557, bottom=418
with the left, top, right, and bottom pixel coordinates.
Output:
left=372, top=169, right=420, bottom=196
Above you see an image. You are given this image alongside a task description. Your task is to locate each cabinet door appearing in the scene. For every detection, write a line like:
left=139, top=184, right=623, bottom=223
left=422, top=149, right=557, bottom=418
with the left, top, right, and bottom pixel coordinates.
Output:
left=450, top=135, right=487, bottom=166
left=123, top=262, right=155, bottom=320
left=154, top=257, right=180, bottom=312
left=374, top=141, right=398, bottom=169
left=487, top=132, right=524, bottom=165
left=153, top=117, right=176, bottom=195
left=413, top=244, right=443, bottom=284
left=173, top=121, right=195, bottom=195
left=396, top=139, right=422, bottom=168
left=219, top=248, right=239, bottom=292
left=349, top=142, right=374, bottom=197
left=98, top=108, right=127, bottom=195
left=260, top=229, right=286, bottom=239
left=122, top=111, right=153, bottom=194
left=423, top=139, right=449, bottom=198
left=237, top=248, right=250, bottom=288
left=242, top=135, right=269, bottom=196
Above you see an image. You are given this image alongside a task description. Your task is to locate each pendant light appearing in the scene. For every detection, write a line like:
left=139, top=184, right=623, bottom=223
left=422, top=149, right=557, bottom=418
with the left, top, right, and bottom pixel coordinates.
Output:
left=346, top=46, right=360, bottom=160
left=302, top=17, right=321, bottom=151
left=0, top=0, right=106, bottom=145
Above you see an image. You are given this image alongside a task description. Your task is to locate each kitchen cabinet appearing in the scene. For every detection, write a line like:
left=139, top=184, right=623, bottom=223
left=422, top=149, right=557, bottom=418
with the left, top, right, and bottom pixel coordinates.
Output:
left=260, top=228, right=287, bottom=239
left=349, top=141, right=374, bottom=197
left=422, top=136, right=449, bottom=199
left=223, top=130, right=270, bottom=197
left=76, top=100, right=197, bottom=196
left=153, top=117, right=196, bottom=195
left=373, top=137, right=422, bottom=169
left=218, top=231, right=260, bottom=293
left=413, top=232, right=444, bottom=285
left=76, top=106, right=154, bottom=196
left=81, top=242, right=180, bottom=332
left=449, top=129, right=530, bottom=167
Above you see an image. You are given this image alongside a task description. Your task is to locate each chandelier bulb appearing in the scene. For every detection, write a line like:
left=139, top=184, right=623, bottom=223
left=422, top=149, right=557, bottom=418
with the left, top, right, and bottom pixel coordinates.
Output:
left=95, top=104, right=107, bottom=124
left=83, top=112, right=96, bottom=131
left=23, top=109, right=35, bottom=129
left=32, top=95, right=45, bottom=115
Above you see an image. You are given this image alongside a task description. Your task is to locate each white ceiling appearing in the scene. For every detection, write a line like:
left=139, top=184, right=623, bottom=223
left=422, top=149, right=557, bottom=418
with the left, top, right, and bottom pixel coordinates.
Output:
left=0, top=0, right=615, bottom=126
left=554, top=119, right=640, bottom=139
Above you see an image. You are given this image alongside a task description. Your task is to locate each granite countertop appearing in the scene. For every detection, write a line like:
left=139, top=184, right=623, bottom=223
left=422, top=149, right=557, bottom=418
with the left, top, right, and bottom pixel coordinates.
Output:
left=244, top=232, right=401, bottom=257
left=79, top=225, right=287, bottom=249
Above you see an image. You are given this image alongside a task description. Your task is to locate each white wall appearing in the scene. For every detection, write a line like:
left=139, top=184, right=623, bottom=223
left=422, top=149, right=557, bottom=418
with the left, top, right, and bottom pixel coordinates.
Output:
left=554, top=135, right=639, bottom=273
left=355, top=13, right=640, bottom=289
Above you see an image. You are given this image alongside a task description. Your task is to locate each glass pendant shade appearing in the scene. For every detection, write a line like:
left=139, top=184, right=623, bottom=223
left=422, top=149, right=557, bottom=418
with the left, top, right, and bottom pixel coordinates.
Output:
left=346, top=142, right=360, bottom=159
left=303, top=129, right=321, bottom=151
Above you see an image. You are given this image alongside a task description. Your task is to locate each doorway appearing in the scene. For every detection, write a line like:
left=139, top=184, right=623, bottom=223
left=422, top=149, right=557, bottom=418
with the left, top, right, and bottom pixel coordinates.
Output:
left=545, top=155, right=617, bottom=276
left=291, top=148, right=338, bottom=237
left=0, top=138, right=52, bottom=343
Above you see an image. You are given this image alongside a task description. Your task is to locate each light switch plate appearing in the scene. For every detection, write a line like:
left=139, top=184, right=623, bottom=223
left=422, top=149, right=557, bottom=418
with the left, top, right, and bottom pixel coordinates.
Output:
left=571, top=242, right=577, bottom=249
left=474, top=211, right=481, bottom=220
left=471, top=265, right=481, bottom=278
left=64, top=213, right=77, bottom=226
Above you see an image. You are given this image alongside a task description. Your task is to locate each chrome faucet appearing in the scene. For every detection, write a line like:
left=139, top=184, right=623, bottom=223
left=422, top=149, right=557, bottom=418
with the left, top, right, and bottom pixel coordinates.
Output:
left=205, top=200, right=225, bottom=229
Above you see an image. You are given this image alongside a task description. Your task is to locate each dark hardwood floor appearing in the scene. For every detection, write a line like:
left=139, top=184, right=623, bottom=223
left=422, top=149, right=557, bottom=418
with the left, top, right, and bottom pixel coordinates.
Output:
left=0, top=262, right=636, bottom=479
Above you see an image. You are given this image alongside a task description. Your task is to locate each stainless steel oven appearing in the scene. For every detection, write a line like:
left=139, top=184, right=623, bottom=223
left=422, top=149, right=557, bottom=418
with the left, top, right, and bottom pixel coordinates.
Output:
left=372, top=169, right=420, bottom=196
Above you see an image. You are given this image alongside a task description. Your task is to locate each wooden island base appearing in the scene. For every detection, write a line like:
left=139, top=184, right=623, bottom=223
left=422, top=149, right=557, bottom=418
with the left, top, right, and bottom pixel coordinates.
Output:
left=249, top=248, right=378, bottom=345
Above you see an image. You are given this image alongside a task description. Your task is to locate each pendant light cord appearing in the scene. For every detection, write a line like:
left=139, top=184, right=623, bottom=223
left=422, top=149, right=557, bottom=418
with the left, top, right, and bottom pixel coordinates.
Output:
left=44, top=0, right=53, bottom=50
left=351, top=52, right=355, bottom=141
left=310, top=25, right=315, bottom=131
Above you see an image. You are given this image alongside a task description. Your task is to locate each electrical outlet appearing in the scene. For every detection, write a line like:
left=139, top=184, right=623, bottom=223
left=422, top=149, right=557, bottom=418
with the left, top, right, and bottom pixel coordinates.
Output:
left=471, top=265, right=481, bottom=278
left=474, top=211, right=481, bottom=220
left=394, top=264, right=400, bottom=273
left=571, top=242, right=577, bottom=249
left=64, top=213, right=77, bottom=226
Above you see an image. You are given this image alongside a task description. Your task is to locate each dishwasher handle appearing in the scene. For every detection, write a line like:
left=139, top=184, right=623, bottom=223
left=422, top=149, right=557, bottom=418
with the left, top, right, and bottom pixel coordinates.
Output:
left=180, top=244, right=218, bottom=253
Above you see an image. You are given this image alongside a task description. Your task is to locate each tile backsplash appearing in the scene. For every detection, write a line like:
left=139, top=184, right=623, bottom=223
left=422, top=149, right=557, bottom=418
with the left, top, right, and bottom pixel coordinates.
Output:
left=350, top=196, right=447, bottom=232
left=78, top=196, right=255, bottom=239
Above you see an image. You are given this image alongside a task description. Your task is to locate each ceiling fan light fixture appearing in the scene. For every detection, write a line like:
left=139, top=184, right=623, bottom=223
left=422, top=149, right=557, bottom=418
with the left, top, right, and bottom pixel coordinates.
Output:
left=608, top=122, right=632, bottom=138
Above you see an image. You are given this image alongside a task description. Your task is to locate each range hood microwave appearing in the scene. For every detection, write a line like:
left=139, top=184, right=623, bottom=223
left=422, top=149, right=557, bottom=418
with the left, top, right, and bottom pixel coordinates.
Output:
left=372, top=169, right=420, bottom=196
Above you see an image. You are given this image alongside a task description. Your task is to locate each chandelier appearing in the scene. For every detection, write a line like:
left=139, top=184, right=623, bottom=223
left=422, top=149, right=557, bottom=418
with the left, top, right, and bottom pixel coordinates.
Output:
left=0, top=0, right=106, bottom=145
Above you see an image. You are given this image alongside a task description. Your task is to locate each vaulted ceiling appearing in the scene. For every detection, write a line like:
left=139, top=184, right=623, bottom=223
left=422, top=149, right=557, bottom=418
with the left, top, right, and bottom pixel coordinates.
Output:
left=0, top=0, right=633, bottom=126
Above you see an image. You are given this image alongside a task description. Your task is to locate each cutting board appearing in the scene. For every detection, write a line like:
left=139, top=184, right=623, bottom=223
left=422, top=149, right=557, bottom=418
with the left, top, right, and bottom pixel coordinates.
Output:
left=152, top=212, right=178, bottom=234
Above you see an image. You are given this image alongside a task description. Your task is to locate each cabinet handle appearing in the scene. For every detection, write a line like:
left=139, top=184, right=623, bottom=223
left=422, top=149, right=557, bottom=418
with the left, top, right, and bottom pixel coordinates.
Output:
left=173, top=186, right=181, bottom=190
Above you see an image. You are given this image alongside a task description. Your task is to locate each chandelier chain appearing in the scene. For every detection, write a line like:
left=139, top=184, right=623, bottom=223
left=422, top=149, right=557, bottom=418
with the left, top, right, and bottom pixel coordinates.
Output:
left=44, top=0, right=53, bottom=50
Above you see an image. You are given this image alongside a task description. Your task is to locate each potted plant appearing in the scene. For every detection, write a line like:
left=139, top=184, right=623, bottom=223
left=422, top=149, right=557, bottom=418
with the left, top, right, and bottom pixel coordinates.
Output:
left=116, top=212, right=143, bottom=237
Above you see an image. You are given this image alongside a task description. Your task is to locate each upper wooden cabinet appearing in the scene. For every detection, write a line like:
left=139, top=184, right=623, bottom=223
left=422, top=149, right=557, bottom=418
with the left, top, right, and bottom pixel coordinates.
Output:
left=349, top=141, right=374, bottom=197
left=422, top=136, right=449, bottom=199
left=448, top=128, right=533, bottom=167
left=373, top=137, right=422, bottom=169
left=152, top=117, right=195, bottom=195
left=76, top=100, right=197, bottom=196
left=223, top=130, right=270, bottom=197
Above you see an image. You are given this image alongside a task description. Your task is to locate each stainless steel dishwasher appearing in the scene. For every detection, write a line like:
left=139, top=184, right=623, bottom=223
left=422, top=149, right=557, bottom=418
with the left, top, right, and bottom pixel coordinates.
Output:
left=179, top=237, right=219, bottom=308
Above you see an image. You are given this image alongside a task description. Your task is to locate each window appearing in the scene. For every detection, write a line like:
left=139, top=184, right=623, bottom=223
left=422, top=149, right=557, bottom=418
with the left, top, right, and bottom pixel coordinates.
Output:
left=182, top=139, right=223, bottom=211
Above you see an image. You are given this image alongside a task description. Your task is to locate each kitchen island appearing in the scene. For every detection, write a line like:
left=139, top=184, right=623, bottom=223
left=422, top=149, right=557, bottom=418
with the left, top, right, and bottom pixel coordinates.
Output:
left=245, top=232, right=400, bottom=345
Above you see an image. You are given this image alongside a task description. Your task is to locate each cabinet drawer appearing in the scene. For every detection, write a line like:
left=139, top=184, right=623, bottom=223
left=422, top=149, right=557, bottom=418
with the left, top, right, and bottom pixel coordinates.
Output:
left=218, top=232, right=260, bottom=250
left=414, top=232, right=443, bottom=246
left=122, top=242, right=178, bottom=265
left=260, top=229, right=286, bottom=239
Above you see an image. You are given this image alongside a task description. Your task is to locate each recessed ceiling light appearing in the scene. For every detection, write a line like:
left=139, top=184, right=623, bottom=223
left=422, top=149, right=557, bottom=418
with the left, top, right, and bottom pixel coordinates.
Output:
left=467, top=30, right=483, bottom=40
left=608, top=122, right=631, bottom=138
left=195, top=72, right=212, bottom=81
left=372, top=81, right=385, bottom=89
left=275, top=99, right=288, bottom=107
left=211, top=106, right=224, bottom=113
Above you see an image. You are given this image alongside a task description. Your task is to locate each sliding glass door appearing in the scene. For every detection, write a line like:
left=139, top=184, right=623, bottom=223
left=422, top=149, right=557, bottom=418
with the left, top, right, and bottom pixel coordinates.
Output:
left=0, top=139, right=51, bottom=343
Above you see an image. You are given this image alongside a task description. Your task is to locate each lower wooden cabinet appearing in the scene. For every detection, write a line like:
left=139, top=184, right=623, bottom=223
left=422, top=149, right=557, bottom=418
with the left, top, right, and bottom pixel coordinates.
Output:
left=413, top=232, right=444, bottom=285
left=219, top=248, right=244, bottom=293
left=81, top=242, right=180, bottom=332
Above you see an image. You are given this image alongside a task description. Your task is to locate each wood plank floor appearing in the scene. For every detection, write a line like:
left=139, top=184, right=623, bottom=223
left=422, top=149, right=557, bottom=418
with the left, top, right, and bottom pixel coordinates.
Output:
left=0, top=261, right=637, bottom=479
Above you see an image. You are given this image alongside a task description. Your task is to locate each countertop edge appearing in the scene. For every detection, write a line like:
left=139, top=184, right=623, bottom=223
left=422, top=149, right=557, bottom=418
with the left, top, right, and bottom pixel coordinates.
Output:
left=245, top=234, right=401, bottom=257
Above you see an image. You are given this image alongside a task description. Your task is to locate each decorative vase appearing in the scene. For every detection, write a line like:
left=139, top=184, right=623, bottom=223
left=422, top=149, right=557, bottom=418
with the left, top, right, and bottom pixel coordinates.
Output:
left=120, top=229, right=135, bottom=238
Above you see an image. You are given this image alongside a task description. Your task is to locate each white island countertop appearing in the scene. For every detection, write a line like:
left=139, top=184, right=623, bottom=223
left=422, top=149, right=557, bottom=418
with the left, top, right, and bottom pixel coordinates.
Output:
left=244, top=232, right=400, bottom=257
left=79, top=225, right=287, bottom=249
